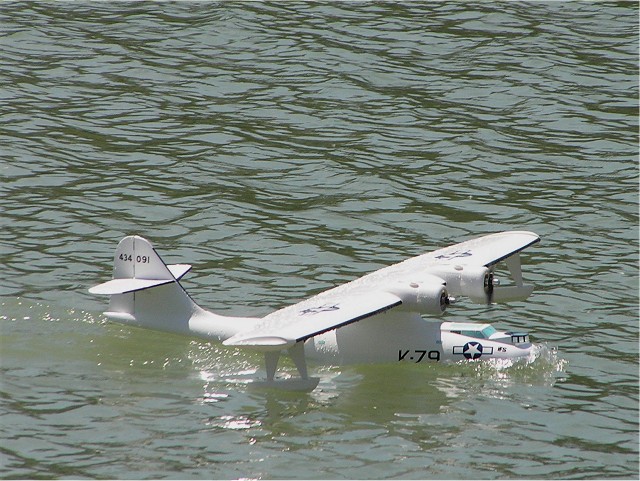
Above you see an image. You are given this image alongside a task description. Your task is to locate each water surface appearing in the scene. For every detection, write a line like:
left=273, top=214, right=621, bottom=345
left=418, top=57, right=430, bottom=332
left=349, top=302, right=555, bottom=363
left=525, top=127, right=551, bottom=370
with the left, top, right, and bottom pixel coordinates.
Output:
left=1, top=2, right=638, bottom=479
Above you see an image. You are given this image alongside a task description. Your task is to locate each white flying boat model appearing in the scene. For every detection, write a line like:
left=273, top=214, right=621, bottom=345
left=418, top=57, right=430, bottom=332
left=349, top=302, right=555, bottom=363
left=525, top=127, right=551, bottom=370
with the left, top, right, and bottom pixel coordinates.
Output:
left=89, top=231, right=540, bottom=391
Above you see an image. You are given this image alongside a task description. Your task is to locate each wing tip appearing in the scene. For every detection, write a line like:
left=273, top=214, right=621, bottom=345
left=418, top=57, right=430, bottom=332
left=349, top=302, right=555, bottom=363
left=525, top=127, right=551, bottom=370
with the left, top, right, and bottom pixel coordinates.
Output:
left=481, top=231, right=540, bottom=267
left=495, top=230, right=540, bottom=241
left=223, top=336, right=294, bottom=351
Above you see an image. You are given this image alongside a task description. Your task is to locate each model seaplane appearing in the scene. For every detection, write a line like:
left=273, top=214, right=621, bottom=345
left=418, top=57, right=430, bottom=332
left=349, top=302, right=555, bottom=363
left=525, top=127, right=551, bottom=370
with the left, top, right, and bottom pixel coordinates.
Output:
left=89, top=231, right=540, bottom=391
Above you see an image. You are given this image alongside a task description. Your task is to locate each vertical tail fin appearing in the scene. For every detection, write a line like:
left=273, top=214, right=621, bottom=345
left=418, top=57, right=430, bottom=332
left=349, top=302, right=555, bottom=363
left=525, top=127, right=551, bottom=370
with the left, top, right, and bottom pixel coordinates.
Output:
left=112, top=235, right=179, bottom=281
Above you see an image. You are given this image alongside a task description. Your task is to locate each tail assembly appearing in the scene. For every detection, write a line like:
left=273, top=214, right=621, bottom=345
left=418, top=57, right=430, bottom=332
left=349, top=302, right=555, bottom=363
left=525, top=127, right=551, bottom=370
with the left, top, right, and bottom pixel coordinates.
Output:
left=89, top=235, right=201, bottom=334
left=88, top=236, right=191, bottom=296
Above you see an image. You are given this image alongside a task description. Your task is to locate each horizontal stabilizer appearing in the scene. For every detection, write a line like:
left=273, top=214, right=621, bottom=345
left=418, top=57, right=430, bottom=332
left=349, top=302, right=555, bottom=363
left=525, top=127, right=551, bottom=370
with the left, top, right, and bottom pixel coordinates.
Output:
left=168, top=264, right=192, bottom=280
left=89, top=278, right=174, bottom=295
left=89, top=265, right=191, bottom=295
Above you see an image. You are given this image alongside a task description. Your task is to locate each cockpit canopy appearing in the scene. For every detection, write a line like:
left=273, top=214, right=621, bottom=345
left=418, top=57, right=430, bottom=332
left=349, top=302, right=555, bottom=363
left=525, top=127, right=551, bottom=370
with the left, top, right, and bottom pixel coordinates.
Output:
left=441, top=322, right=498, bottom=340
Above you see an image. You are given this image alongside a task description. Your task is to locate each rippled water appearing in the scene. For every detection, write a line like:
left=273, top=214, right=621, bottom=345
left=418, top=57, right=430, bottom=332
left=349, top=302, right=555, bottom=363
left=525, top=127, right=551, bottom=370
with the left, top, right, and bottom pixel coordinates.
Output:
left=1, top=2, right=638, bottom=479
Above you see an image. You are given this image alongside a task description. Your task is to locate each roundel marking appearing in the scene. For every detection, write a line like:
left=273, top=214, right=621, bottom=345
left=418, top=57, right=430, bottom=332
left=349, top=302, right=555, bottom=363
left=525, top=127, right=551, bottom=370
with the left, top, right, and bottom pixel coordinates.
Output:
left=463, top=341, right=483, bottom=360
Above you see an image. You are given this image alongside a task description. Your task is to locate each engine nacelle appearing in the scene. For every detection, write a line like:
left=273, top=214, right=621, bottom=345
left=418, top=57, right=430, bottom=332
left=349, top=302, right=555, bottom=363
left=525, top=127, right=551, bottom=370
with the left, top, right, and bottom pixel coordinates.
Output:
left=429, top=265, right=491, bottom=304
left=386, top=274, right=449, bottom=315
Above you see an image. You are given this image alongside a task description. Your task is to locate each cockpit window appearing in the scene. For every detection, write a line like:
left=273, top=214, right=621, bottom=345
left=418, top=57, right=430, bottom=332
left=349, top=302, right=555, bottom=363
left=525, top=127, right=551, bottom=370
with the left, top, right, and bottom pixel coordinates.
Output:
left=481, top=326, right=497, bottom=338
left=457, top=326, right=498, bottom=339
left=448, top=325, right=498, bottom=339
left=460, top=330, right=482, bottom=339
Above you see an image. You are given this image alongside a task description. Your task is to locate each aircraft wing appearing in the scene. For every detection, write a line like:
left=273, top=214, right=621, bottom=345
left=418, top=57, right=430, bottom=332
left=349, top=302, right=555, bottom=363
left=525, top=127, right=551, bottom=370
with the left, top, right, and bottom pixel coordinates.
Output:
left=223, top=290, right=403, bottom=350
left=224, top=231, right=539, bottom=351
left=393, top=230, right=540, bottom=304
left=420, top=230, right=540, bottom=268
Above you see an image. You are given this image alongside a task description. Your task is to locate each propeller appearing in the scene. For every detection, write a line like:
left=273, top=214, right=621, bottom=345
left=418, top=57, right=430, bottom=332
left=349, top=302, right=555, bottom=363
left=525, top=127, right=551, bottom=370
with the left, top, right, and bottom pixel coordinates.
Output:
left=440, top=289, right=456, bottom=308
left=484, top=270, right=500, bottom=305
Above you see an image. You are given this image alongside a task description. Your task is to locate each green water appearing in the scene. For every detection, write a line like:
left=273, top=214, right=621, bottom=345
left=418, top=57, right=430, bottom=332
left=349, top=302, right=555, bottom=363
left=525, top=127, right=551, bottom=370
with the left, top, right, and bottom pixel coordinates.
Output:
left=1, top=2, right=638, bottom=479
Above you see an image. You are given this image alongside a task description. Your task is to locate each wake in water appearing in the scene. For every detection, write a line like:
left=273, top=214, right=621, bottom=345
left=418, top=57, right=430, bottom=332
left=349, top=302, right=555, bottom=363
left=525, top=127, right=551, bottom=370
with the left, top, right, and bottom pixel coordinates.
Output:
left=462, top=342, right=568, bottom=385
